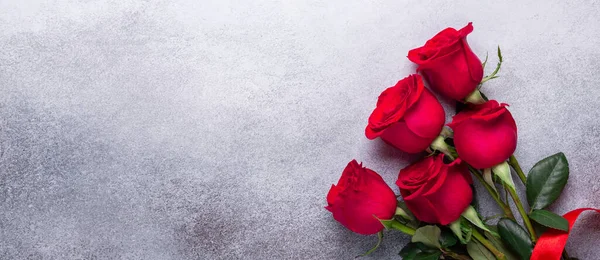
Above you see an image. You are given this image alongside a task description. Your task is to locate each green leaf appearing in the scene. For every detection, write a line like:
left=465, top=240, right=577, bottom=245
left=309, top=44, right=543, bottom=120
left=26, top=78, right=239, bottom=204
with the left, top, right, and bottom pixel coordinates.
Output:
left=398, top=243, right=439, bottom=260
left=529, top=209, right=569, bottom=232
left=531, top=221, right=547, bottom=238
left=415, top=242, right=437, bottom=252
left=357, top=231, right=383, bottom=257
left=485, top=226, right=520, bottom=260
left=399, top=242, right=420, bottom=259
left=414, top=251, right=441, bottom=260
left=467, top=240, right=495, bottom=260
left=498, top=218, right=533, bottom=260
left=526, top=152, right=569, bottom=209
left=412, top=225, right=441, bottom=248
left=439, top=229, right=457, bottom=248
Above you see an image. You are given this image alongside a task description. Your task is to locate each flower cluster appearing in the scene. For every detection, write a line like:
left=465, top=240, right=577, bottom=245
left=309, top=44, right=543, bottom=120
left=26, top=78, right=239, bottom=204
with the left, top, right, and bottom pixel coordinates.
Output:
left=326, top=23, right=579, bottom=260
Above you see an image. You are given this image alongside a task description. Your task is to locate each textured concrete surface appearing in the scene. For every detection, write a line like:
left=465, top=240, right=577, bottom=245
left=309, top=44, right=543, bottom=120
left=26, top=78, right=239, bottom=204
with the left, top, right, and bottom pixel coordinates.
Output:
left=1, top=0, right=600, bottom=259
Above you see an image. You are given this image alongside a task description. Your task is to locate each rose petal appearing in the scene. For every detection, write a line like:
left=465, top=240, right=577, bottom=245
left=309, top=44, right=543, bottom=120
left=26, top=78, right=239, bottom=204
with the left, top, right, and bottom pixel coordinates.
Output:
left=380, top=120, right=435, bottom=153
left=326, top=184, right=339, bottom=206
left=424, top=165, right=473, bottom=225
left=365, top=75, right=423, bottom=139
left=327, top=160, right=398, bottom=235
left=420, top=156, right=449, bottom=197
left=453, top=113, right=518, bottom=169
left=408, top=27, right=462, bottom=65
left=461, top=38, right=484, bottom=85
left=403, top=88, right=446, bottom=138
left=404, top=195, right=442, bottom=224
left=458, top=22, right=474, bottom=37
left=448, top=100, right=508, bottom=128
left=408, top=23, right=482, bottom=101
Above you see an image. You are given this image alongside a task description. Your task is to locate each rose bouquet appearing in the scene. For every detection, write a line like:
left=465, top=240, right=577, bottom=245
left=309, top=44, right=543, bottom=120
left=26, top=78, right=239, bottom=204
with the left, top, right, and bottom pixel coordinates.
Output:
left=325, top=23, right=598, bottom=260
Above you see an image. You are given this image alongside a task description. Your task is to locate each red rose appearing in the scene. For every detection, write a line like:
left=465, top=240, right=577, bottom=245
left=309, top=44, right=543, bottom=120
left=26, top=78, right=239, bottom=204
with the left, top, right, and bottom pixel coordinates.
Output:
left=326, top=160, right=397, bottom=235
left=365, top=74, right=445, bottom=153
left=407, top=23, right=483, bottom=101
left=396, top=154, right=472, bottom=225
left=448, top=100, right=517, bottom=169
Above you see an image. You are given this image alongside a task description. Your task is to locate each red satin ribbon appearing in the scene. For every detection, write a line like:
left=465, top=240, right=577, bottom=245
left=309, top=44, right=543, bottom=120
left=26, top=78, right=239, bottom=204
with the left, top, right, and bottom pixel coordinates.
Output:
left=531, top=208, right=600, bottom=260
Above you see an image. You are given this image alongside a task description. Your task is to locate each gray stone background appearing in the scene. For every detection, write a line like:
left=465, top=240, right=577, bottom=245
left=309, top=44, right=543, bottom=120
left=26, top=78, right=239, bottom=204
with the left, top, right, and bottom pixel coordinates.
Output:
left=1, top=0, right=599, bottom=259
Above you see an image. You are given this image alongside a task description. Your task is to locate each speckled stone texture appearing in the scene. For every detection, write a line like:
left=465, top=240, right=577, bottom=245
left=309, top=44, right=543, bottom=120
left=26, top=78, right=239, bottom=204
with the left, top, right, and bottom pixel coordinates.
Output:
left=1, top=0, right=599, bottom=259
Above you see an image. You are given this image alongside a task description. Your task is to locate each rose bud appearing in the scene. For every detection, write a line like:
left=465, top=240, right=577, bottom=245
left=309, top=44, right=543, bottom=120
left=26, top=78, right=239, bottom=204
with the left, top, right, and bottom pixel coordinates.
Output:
left=396, top=154, right=472, bottom=225
left=407, top=22, right=483, bottom=101
left=326, top=160, right=397, bottom=235
left=365, top=74, right=445, bottom=153
left=448, top=100, right=518, bottom=169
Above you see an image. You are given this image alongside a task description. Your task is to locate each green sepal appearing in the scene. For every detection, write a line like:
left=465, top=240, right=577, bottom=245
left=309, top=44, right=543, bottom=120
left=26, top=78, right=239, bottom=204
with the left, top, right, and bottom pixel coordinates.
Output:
left=449, top=218, right=473, bottom=244
left=497, top=45, right=503, bottom=62
left=467, top=240, right=495, bottom=260
left=482, top=52, right=489, bottom=69
left=492, top=162, right=515, bottom=190
left=395, top=207, right=411, bottom=220
left=461, top=206, right=497, bottom=236
left=396, top=200, right=419, bottom=227
left=480, top=46, right=503, bottom=84
left=377, top=217, right=416, bottom=235
left=483, top=168, right=499, bottom=196
left=465, top=89, right=486, bottom=104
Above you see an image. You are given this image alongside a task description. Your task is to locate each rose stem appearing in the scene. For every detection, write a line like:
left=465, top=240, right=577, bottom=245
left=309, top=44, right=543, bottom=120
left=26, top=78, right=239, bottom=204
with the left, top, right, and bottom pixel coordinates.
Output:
left=508, top=154, right=570, bottom=260
left=509, top=155, right=572, bottom=259
left=442, top=250, right=471, bottom=260
left=504, top=184, right=537, bottom=242
left=468, top=167, right=515, bottom=220
left=472, top=228, right=507, bottom=260
left=508, top=155, right=527, bottom=184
